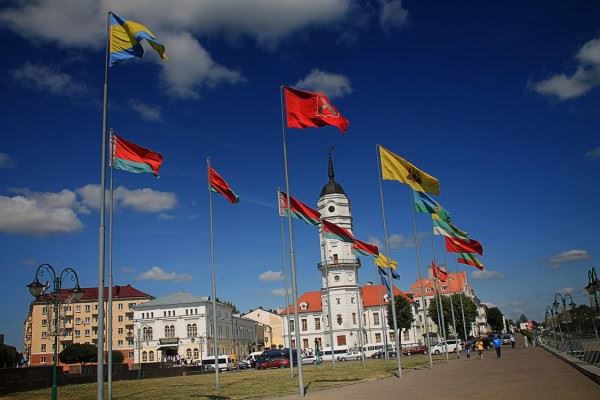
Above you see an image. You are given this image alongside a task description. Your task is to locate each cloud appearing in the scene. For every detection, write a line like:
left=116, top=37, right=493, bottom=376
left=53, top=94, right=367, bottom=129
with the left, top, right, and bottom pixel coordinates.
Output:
left=549, top=249, right=590, bottom=268
left=531, top=36, right=600, bottom=100
left=157, top=213, right=176, bottom=221
left=368, top=232, right=426, bottom=250
left=121, top=266, right=135, bottom=274
left=585, top=147, right=600, bottom=160
left=11, top=62, right=86, bottom=95
left=295, top=69, right=352, bottom=98
left=259, top=270, right=285, bottom=282
left=379, top=0, right=409, bottom=31
left=77, top=184, right=177, bottom=213
left=20, top=258, right=38, bottom=266
left=0, top=153, right=16, bottom=168
left=471, top=269, right=504, bottom=280
left=129, top=99, right=162, bottom=122
left=558, top=287, right=576, bottom=295
left=136, top=266, right=192, bottom=282
left=270, top=288, right=291, bottom=297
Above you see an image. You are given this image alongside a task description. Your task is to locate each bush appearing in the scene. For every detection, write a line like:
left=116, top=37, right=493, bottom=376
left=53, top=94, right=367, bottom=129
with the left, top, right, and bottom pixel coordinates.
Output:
left=59, top=343, right=97, bottom=364
left=111, top=350, right=124, bottom=364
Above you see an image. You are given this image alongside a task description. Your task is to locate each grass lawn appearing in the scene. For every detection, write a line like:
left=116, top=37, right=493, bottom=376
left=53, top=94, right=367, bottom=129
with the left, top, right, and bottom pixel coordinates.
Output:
left=0, top=356, right=439, bottom=400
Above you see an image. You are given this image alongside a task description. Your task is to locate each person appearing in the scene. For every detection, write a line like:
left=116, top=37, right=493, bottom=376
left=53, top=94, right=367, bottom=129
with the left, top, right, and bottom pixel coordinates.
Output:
left=475, top=338, right=484, bottom=359
left=510, top=335, right=515, bottom=348
left=463, top=340, right=471, bottom=360
left=492, top=335, right=502, bottom=358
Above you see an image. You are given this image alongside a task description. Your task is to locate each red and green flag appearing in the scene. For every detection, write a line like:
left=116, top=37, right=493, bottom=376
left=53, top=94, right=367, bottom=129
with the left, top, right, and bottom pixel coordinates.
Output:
left=432, top=262, right=448, bottom=282
left=352, top=238, right=379, bottom=257
left=278, top=190, right=321, bottom=225
left=321, top=219, right=355, bottom=243
left=111, top=134, right=163, bottom=176
left=457, top=253, right=484, bottom=270
left=208, top=167, right=239, bottom=204
left=445, top=236, right=484, bottom=256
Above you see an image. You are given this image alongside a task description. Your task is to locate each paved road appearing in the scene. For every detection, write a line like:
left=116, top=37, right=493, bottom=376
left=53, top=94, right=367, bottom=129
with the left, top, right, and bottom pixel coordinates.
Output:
left=270, top=345, right=600, bottom=400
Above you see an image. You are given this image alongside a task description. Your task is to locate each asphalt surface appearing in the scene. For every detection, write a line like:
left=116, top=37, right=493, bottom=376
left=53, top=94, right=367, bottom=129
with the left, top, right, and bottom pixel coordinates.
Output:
left=269, top=344, right=600, bottom=399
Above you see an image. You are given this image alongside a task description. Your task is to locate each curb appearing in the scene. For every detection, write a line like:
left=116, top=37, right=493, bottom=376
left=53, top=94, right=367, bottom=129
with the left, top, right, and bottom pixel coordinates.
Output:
left=540, top=343, right=600, bottom=385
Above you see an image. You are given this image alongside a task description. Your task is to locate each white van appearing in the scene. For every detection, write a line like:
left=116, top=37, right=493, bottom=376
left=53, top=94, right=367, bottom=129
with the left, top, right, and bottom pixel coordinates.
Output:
left=429, top=340, right=462, bottom=354
left=244, top=351, right=264, bottom=368
left=320, top=346, right=349, bottom=361
left=361, top=344, right=384, bottom=358
left=201, top=355, right=233, bottom=371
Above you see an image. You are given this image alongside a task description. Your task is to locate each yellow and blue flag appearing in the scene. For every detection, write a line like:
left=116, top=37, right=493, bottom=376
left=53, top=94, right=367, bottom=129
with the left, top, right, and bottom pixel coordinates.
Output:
left=109, top=12, right=168, bottom=67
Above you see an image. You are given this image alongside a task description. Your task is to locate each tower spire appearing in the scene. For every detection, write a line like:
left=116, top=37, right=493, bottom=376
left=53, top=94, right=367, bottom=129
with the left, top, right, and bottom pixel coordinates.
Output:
left=328, top=145, right=335, bottom=183
left=320, top=146, right=346, bottom=197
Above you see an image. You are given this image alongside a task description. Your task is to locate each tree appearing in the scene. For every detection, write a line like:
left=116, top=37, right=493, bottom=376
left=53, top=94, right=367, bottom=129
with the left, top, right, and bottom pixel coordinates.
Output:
left=111, top=350, right=124, bottom=364
left=386, top=295, right=415, bottom=347
left=486, top=307, right=504, bottom=332
left=0, top=344, right=18, bottom=368
left=518, top=314, right=529, bottom=323
left=428, top=293, right=477, bottom=340
left=59, top=343, right=97, bottom=365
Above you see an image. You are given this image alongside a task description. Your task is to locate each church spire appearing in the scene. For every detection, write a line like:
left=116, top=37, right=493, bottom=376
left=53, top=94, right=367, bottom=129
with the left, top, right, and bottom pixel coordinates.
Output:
left=328, top=146, right=335, bottom=184
left=320, top=146, right=346, bottom=197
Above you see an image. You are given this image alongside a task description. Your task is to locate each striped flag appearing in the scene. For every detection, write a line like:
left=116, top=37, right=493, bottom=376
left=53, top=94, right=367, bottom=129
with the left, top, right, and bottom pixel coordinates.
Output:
left=321, top=219, right=355, bottom=243
left=209, top=167, right=239, bottom=204
left=111, top=134, right=163, bottom=176
left=278, top=190, right=321, bottom=225
left=457, top=253, right=484, bottom=270
left=352, top=239, right=379, bottom=257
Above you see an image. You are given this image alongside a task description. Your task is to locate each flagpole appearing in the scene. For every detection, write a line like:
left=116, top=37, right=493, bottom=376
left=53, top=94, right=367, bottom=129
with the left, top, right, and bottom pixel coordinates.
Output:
left=280, top=86, right=304, bottom=397
left=277, top=188, right=294, bottom=378
left=445, top=252, right=460, bottom=359
left=375, top=145, right=402, bottom=378
left=107, top=129, right=115, bottom=399
left=207, top=156, right=220, bottom=390
left=456, top=262, right=469, bottom=343
left=407, top=189, right=433, bottom=369
left=430, top=230, right=449, bottom=361
left=97, top=12, right=111, bottom=400
left=321, top=237, right=336, bottom=370
left=376, top=271, right=390, bottom=360
left=355, top=262, right=365, bottom=365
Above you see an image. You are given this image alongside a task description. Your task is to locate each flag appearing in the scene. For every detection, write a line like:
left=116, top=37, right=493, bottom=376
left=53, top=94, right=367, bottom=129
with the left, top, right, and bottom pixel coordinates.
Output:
left=444, top=236, right=484, bottom=256
left=378, top=145, right=440, bottom=195
left=378, top=267, right=391, bottom=293
left=413, top=190, right=441, bottom=214
left=111, top=134, right=163, bottom=176
left=208, top=167, right=239, bottom=204
left=432, top=213, right=468, bottom=240
left=109, top=12, right=168, bottom=67
left=278, top=191, right=321, bottom=225
left=375, top=253, right=398, bottom=269
left=284, top=87, right=349, bottom=133
left=352, top=239, right=379, bottom=257
left=321, top=219, right=355, bottom=243
left=431, top=262, right=448, bottom=282
left=457, top=253, right=484, bottom=270
left=379, top=266, right=400, bottom=280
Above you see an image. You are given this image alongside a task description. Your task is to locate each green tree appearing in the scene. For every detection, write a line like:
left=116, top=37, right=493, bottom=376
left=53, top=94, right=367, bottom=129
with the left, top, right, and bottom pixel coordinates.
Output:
left=386, top=295, right=415, bottom=347
left=518, top=314, right=529, bottom=323
left=111, top=350, right=124, bottom=364
left=0, top=344, right=18, bottom=368
left=486, top=307, right=504, bottom=332
left=569, top=305, right=595, bottom=335
left=428, top=293, right=477, bottom=340
left=59, top=343, right=97, bottom=365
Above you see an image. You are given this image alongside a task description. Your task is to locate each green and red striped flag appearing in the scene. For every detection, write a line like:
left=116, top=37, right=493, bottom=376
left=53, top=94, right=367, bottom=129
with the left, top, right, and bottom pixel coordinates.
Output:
left=278, top=190, right=320, bottom=225
left=209, top=167, right=239, bottom=204
left=321, top=219, right=355, bottom=243
left=352, top=238, right=379, bottom=257
left=457, top=253, right=484, bottom=270
left=445, top=236, right=484, bottom=256
left=111, top=134, right=163, bottom=176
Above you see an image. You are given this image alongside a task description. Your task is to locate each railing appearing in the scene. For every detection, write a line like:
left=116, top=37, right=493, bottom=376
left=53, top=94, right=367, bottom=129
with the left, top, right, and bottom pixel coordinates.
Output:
left=542, top=336, right=600, bottom=366
left=317, top=259, right=361, bottom=268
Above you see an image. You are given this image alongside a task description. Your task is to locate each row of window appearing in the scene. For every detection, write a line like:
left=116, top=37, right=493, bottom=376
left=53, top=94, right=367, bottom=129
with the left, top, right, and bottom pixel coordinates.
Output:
left=289, top=312, right=383, bottom=332
left=42, top=302, right=136, bottom=315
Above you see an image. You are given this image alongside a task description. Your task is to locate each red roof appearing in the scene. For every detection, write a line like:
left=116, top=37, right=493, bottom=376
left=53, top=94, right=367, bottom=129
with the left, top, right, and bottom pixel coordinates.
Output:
left=280, top=291, right=322, bottom=314
left=35, top=284, right=153, bottom=303
left=409, top=271, right=466, bottom=297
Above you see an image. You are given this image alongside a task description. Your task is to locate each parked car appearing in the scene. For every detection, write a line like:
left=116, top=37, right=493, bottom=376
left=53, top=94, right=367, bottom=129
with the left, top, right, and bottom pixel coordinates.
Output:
left=429, top=340, right=462, bottom=355
left=301, top=355, right=316, bottom=365
left=337, top=350, right=363, bottom=361
left=372, top=349, right=397, bottom=359
left=402, top=345, right=427, bottom=356
left=256, top=356, right=290, bottom=369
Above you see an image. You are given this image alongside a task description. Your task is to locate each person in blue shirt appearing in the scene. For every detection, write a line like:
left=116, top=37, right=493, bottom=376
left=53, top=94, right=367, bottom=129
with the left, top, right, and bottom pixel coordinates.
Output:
left=492, top=335, right=502, bottom=358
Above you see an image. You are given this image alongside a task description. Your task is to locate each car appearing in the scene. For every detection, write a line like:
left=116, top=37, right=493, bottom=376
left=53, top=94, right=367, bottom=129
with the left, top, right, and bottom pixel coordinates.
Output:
left=402, top=345, right=427, bottom=356
left=501, top=335, right=513, bottom=345
left=372, top=349, right=397, bottom=359
left=429, top=340, right=462, bottom=355
left=337, top=351, right=363, bottom=361
left=301, top=355, right=316, bottom=365
left=256, top=356, right=290, bottom=369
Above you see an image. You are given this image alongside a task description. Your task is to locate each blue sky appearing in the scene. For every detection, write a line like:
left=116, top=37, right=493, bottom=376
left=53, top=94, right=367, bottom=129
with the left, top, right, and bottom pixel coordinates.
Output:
left=1, top=1, right=599, bottom=347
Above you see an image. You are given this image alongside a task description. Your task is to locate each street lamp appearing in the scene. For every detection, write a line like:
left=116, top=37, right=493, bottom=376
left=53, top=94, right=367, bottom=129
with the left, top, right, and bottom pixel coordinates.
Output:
left=27, top=263, right=83, bottom=400
left=553, top=293, right=576, bottom=339
left=545, top=305, right=557, bottom=342
left=585, top=267, right=599, bottom=339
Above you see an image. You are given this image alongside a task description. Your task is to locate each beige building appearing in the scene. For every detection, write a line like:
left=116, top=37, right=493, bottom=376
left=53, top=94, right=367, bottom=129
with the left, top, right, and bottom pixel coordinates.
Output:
left=24, top=284, right=152, bottom=368
left=242, top=307, right=284, bottom=350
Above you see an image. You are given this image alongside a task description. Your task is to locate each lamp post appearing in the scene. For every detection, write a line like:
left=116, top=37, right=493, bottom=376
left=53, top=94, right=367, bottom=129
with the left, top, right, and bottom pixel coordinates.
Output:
left=27, top=263, right=83, bottom=400
left=551, top=303, right=563, bottom=339
left=137, top=328, right=142, bottom=380
left=545, top=306, right=557, bottom=344
left=553, top=293, right=576, bottom=338
left=585, top=267, right=599, bottom=339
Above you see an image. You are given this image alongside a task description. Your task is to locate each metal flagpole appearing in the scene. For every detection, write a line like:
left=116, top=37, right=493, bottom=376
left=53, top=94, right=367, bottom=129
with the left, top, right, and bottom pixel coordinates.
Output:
left=108, top=130, right=115, bottom=399
left=455, top=263, right=469, bottom=343
left=321, top=237, right=336, bottom=369
left=430, top=231, right=449, bottom=361
left=355, top=263, right=365, bottom=365
left=408, top=190, right=433, bottom=369
left=279, top=86, right=305, bottom=397
left=97, top=11, right=111, bottom=400
left=277, top=189, right=294, bottom=378
left=207, top=157, right=220, bottom=390
left=444, top=253, right=460, bottom=358
left=377, top=273, right=390, bottom=360
left=375, top=145, right=402, bottom=378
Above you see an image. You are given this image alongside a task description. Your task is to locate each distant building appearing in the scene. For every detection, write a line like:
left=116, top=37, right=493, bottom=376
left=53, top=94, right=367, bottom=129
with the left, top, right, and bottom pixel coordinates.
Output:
left=24, top=284, right=152, bottom=368
left=242, top=307, right=284, bottom=350
left=132, top=292, right=256, bottom=364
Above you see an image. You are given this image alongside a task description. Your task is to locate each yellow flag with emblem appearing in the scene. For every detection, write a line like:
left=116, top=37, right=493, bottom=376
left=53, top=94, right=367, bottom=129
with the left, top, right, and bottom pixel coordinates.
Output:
left=378, top=145, right=440, bottom=195
left=375, top=253, right=398, bottom=269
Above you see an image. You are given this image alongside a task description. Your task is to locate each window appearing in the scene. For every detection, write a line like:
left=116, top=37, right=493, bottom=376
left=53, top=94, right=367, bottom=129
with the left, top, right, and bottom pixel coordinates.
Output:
left=336, top=314, right=343, bottom=325
left=373, top=312, right=380, bottom=325
left=41, top=332, right=47, bottom=339
left=333, top=254, right=339, bottom=264
left=143, top=327, right=153, bottom=341
left=85, top=305, right=90, bottom=312
left=389, top=333, right=394, bottom=342
left=195, top=309, right=198, bottom=314
left=352, top=313, right=357, bottom=325
left=42, top=306, right=48, bottom=314
left=128, top=339, right=134, bottom=346
left=75, top=318, right=81, bottom=325
left=334, top=275, right=340, bottom=282
left=151, top=312, right=154, bottom=318
left=164, top=311, right=167, bottom=317
left=85, top=329, right=90, bottom=337
left=351, top=297, right=355, bottom=304
left=63, top=306, right=69, bottom=313
left=186, top=309, right=189, bottom=315
left=142, top=351, right=147, bottom=362
left=301, top=319, right=307, bottom=331
left=84, top=317, right=90, bottom=325
left=129, top=303, right=136, bottom=310
left=118, top=340, right=123, bottom=346
left=75, top=330, right=81, bottom=337
left=363, top=314, right=366, bottom=325
left=403, top=330, right=410, bottom=341
left=118, top=316, right=123, bottom=322
left=95, top=304, right=98, bottom=310
left=118, top=304, right=123, bottom=310
left=441, top=285, right=447, bottom=291
left=291, top=339, right=296, bottom=349
left=289, top=320, right=295, bottom=332
left=303, top=338, right=309, bottom=348
left=40, top=357, right=46, bottom=363
left=336, top=298, right=340, bottom=305
left=375, top=333, right=381, bottom=343
left=314, top=318, right=321, bottom=330
left=41, top=344, right=46, bottom=352
left=149, top=351, right=154, bottom=361
left=187, top=324, right=198, bottom=338
left=165, top=325, right=175, bottom=338
left=186, top=348, right=192, bottom=359
left=76, top=305, right=81, bottom=312
left=193, top=349, right=199, bottom=359
left=42, top=319, right=47, bottom=327
left=128, top=351, right=134, bottom=358
left=118, top=328, right=123, bottom=335
left=426, top=288, right=432, bottom=293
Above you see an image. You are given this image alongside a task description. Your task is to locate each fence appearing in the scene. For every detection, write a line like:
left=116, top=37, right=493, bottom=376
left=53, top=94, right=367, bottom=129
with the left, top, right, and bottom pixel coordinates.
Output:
left=543, top=337, right=600, bottom=366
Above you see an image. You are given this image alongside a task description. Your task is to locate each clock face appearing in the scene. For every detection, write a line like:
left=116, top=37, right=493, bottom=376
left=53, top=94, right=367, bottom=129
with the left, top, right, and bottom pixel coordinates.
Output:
left=328, top=205, right=335, bottom=213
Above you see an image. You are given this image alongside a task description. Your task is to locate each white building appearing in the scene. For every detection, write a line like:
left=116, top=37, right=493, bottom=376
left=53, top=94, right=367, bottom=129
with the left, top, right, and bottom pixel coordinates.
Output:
left=133, top=292, right=256, bottom=364
left=280, top=154, right=420, bottom=352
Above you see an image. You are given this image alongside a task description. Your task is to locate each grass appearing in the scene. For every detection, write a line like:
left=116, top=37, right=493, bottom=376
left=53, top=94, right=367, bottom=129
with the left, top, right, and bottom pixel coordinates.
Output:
left=1, top=356, right=438, bottom=400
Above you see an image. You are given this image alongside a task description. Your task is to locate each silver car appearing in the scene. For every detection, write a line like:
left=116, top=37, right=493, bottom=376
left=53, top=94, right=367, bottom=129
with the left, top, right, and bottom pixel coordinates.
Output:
left=337, top=351, right=364, bottom=361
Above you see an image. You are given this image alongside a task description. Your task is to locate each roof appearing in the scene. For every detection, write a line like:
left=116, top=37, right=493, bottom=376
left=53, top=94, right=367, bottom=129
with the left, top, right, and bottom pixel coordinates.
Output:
left=409, top=271, right=466, bottom=297
left=280, top=285, right=412, bottom=315
left=34, top=284, right=152, bottom=303
left=134, top=292, right=209, bottom=309
left=319, top=151, right=346, bottom=197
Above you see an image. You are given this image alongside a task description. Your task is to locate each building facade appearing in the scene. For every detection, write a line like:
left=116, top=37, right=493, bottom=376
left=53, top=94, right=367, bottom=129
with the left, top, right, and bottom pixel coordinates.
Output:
left=23, top=284, right=152, bottom=368
left=132, top=292, right=256, bottom=364
left=242, top=307, right=284, bottom=350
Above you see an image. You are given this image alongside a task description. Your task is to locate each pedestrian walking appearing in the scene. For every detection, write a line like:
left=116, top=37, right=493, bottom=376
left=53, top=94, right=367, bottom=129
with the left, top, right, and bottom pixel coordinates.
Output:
left=510, top=335, right=515, bottom=348
left=493, top=335, right=502, bottom=359
left=475, top=338, right=484, bottom=359
left=464, top=340, right=471, bottom=360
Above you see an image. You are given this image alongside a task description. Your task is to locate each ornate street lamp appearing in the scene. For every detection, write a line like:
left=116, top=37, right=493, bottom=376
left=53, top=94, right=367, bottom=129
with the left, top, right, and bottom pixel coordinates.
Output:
left=585, top=267, right=599, bottom=338
left=545, top=305, right=557, bottom=341
left=26, top=264, right=82, bottom=400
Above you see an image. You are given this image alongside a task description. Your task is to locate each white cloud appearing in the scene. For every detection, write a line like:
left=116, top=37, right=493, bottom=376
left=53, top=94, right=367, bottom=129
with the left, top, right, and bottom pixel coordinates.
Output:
left=295, top=69, right=352, bottom=99
left=558, top=287, right=576, bottom=295
left=259, top=270, right=285, bottom=282
left=585, top=147, right=600, bottom=160
left=136, top=266, right=192, bottom=282
left=0, top=153, right=16, bottom=168
left=531, top=36, right=600, bottom=100
left=368, top=232, right=425, bottom=250
left=379, top=0, right=409, bottom=31
left=270, top=288, right=291, bottom=297
left=77, top=184, right=177, bottom=213
left=129, top=99, right=162, bottom=122
left=549, top=249, right=590, bottom=267
left=472, top=269, right=504, bottom=280
left=12, top=62, right=86, bottom=95
left=157, top=213, right=176, bottom=221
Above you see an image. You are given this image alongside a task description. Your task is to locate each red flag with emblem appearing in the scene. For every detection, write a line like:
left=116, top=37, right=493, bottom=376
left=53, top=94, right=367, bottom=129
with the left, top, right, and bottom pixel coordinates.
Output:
left=284, top=86, right=349, bottom=133
left=431, top=262, right=448, bottom=282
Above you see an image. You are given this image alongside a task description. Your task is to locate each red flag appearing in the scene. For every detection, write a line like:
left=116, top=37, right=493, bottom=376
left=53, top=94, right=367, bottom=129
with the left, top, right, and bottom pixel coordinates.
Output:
left=444, top=236, right=483, bottom=256
left=278, top=191, right=321, bottom=225
left=352, top=238, right=379, bottom=257
left=208, top=167, right=239, bottom=204
left=431, top=262, right=448, bottom=282
left=284, top=86, right=349, bottom=133
left=112, top=134, right=163, bottom=176
left=321, top=219, right=355, bottom=243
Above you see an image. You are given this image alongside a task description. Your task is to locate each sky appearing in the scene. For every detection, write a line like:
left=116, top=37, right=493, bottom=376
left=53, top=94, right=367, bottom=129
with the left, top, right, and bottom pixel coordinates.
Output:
left=1, top=0, right=599, bottom=348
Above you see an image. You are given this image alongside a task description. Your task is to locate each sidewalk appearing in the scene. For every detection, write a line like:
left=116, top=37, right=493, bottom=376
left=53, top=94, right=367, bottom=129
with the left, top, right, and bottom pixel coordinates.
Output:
left=269, top=346, right=600, bottom=400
